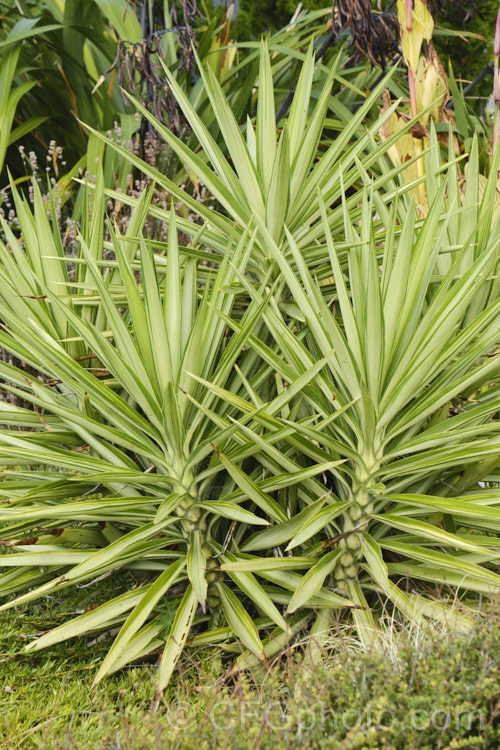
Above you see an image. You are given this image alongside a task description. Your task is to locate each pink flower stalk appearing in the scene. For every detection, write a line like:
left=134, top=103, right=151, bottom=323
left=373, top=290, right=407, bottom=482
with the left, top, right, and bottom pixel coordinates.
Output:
left=406, top=0, right=413, bottom=32
left=406, top=0, right=418, bottom=119
left=493, top=2, right=500, bottom=155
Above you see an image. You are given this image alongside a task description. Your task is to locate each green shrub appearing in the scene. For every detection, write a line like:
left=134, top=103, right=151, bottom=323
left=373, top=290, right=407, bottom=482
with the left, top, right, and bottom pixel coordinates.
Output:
left=434, top=0, right=500, bottom=99
left=1, top=37, right=500, bottom=697
left=235, top=0, right=328, bottom=39
left=162, top=606, right=500, bottom=750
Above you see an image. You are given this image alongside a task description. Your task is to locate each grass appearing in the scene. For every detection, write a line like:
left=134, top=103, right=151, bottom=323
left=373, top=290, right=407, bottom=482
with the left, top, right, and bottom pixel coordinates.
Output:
left=1, top=577, right=500, bottom=748
left=0, top=574, right=159, bottom=747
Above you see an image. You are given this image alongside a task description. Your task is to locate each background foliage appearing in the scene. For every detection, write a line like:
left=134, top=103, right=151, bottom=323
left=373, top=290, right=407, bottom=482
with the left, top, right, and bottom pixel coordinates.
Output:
left=235, top=0, right=326, bottom=38
left=434, top=0, right=500, bottom=97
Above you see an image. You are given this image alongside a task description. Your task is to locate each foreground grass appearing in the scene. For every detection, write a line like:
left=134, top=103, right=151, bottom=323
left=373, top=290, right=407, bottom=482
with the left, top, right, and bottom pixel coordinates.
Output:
left=0, top=582, right=499, bottom=749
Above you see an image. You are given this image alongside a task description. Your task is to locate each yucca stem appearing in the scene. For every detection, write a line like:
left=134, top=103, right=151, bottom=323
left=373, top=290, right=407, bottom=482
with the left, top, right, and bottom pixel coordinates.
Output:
left=335, top=453, right=382, bottom=590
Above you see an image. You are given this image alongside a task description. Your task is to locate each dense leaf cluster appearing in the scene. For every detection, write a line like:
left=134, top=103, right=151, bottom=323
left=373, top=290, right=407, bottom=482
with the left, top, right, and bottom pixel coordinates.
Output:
left=1, top=2, right=500, bottom=695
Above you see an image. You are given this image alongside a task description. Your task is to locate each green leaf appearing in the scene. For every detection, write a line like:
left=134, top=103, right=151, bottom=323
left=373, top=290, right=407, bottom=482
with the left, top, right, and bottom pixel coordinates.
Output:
left=216, top=581, right=264, bottom=658
left=221, top=550, right=291, bottom=633
left=187, top=530, right=208, bottom=609
left=157, top=585, right=198, bottom=692
left=93, top=558, right=186, bottom=683
left=214, top=446, right=287, bottom=523
left=241, top=496, right=331, bottom=552
left=287, top=550, right=341, bottom=613
left=373, top=513, right=500, bottom=555
left=229, top=612, right=311, bottom=675
left=220, top=555, right=316, bottom=572
left=286, top=503, right=350, bottom=551
left=197, top=501, right=269, bottom=526
left=26, top=588, right=149, bottom=652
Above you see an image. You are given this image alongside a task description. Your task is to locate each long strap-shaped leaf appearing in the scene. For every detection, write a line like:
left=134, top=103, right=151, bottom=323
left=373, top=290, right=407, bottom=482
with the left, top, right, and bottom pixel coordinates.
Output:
left=25, top=587, right=149, bottom=653
left=287, top=550, right=341, bottom=613
left=216, top=581, right=264, bottom=659
left=221, top=550, right=291, bottom=634
left=94, top=558, right=186, bottom=684
left=157, top=584, right=198, bottom=693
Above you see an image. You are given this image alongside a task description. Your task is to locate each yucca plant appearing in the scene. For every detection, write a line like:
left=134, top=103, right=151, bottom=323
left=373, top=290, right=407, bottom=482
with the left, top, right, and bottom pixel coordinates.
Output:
left=2, top=20, right=500, bottom=695
left=2, top=146, right=500, bottom=687
left=0, top=170, right=153, bottom=360
left=206, top=147, right=500, bottom=647
left=0, top=184, right=351, bottom=690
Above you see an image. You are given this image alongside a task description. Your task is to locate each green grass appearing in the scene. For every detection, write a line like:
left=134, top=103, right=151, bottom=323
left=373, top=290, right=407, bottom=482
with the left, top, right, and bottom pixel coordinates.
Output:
left=0, top=574, right=160, bottom=747
left=1, top=580, right=500, bottom=749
